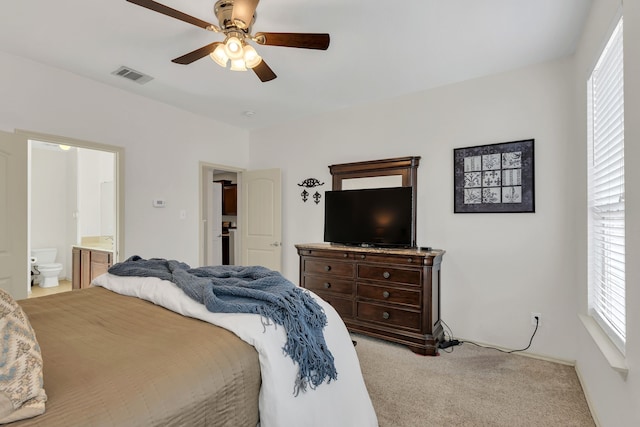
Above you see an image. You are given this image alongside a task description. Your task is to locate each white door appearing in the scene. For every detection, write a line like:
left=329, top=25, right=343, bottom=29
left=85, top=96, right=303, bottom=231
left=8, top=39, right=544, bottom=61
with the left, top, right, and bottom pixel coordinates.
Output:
left=0, top=130, right=28, bottom=300
left=240, top=168, right=282, bottom=271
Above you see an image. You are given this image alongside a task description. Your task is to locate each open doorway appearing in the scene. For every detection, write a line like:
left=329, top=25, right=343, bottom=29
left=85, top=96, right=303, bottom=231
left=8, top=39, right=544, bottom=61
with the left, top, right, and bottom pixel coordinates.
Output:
left=200, top=163, right=241, bottom=267
left=27, top=133, right=123, bottom=298
left=200, top=164, right=283, bottom=271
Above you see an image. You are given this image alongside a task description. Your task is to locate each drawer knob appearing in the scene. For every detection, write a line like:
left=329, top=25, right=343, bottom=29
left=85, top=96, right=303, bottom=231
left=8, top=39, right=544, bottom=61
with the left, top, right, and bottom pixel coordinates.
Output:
left=382, top=312, right=390, bottom=320
left=407, top=258, right=413, bottom=263
left=324, top=282, right=331, bottom=289
left=343, top=253, right=348, bottom=258
left=382, top=291, right=390, bottom=299
left=360, top=254, right=366, bottom=259
left=382, top=271, right=391, bottom=279
left=325, top=265, right=331, bottom=272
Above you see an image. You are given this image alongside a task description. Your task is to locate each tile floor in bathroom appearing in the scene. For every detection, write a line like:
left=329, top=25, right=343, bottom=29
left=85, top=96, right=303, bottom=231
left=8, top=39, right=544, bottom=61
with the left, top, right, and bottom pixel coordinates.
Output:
left=29, top=279, right=72, bottom=298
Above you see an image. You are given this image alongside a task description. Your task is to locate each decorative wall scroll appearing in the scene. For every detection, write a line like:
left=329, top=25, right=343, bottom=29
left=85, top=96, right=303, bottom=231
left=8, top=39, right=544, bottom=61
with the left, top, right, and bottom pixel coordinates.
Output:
left=454, top=139, right=535, bottom=213
left=298, top=178, right=324, bottom=204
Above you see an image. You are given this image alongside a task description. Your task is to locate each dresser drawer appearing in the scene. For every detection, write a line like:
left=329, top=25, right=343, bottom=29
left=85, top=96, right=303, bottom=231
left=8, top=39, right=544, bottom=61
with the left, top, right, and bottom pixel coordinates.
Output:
left=303, top=275, right=354, bottom=296
left=356, top=302, right=420, bottom=330
left=357, top=283, right=420, bottom=307
left=354, top=253, right=422, bottom=265
left=298, top=249, right=353, bottom=260
left=321, top=295, right=353, bottom=318
left=303, top=259, right=355, bottom=278
left=91, top=251, right=111, bottom=264
left=357, top=265, right=421, bottom=286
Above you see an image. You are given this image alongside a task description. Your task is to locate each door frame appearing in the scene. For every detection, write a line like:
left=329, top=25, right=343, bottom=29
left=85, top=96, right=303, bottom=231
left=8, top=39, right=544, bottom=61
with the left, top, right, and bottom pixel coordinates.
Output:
left=0, top=130, right=28, bottom=299
left=198, top=162, right=244, bottom=267
left=18, top=130, right=125, bottom=270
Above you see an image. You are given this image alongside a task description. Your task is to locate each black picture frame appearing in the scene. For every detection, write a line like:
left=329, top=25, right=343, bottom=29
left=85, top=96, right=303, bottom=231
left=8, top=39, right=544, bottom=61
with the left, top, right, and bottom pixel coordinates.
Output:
left=453, top=139, right=535, bottom=213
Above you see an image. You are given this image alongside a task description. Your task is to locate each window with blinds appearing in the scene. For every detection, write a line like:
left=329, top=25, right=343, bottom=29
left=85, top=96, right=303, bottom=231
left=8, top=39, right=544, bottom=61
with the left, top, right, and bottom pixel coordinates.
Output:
left=587, top=17, right=625, bottom=353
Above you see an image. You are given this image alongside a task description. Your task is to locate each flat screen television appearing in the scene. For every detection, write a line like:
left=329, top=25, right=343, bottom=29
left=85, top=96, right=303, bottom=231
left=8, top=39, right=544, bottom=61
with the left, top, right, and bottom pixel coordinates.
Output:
left=324, top=186, right=414, bottom=248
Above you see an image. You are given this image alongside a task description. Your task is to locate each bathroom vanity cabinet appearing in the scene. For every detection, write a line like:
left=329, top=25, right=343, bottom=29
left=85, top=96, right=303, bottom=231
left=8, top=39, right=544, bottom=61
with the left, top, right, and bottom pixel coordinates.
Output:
left=72, top=247, right=113, bottom=289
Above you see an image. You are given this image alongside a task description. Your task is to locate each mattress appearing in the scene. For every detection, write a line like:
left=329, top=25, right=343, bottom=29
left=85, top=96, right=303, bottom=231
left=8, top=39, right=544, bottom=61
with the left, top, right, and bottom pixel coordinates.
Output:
left=14, top=287, right=261, bottom=427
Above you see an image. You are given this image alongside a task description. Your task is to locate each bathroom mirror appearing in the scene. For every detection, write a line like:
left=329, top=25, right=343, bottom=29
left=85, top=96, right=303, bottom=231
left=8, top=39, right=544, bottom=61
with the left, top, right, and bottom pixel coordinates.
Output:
left=100, top=181, right=115, bottom=236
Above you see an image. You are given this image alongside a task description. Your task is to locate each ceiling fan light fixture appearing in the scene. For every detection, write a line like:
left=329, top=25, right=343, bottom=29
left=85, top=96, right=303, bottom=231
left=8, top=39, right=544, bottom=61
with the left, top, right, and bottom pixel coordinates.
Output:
left=210, top=44, right=229, bottom=67
left=127, top=0, right=329, bottom=83
left=243, top=45, right=262, bottom=69
left=230, top=58, right=247, bottom=72
left=224, top=36, right=244, bottom=60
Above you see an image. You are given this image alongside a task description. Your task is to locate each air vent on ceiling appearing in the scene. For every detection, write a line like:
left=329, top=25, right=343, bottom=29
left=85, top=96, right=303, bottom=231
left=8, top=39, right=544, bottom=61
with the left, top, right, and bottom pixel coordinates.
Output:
left=111, top=66, right=154, bottom=85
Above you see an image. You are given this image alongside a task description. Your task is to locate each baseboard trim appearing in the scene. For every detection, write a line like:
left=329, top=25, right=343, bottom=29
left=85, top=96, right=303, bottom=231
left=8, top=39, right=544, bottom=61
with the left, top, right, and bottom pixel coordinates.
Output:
left=455, top=337, right=575, bottom=366
left=574, top=362, right=602, bottom=427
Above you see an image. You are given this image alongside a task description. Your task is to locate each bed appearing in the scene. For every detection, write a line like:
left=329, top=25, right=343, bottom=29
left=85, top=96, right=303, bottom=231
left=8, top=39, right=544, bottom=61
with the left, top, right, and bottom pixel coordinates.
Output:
left=13, top=286, right=261, bottom=426
left=5, top=266, right=378, bottom=426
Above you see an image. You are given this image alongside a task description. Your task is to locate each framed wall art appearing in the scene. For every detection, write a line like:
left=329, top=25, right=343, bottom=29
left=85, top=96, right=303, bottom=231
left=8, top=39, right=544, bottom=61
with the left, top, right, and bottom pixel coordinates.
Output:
left=453, top=139, right=535, bottom=213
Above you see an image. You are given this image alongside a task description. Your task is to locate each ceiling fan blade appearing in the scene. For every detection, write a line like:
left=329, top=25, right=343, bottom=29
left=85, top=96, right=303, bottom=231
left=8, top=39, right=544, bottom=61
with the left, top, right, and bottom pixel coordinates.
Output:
left=254, top=32, right=330, bottom=50
left=126, top=0, right=216, bottom=30
left=172, top=42, right=222, bottom=65
left=252, top=60, right=277, bottom=82
left=231, top=0, right=259, bottom=30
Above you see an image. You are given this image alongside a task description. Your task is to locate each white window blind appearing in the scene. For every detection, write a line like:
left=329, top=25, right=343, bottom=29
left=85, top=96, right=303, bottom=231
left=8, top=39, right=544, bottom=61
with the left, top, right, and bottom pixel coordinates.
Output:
left=587, top=17, right=625, bottom=352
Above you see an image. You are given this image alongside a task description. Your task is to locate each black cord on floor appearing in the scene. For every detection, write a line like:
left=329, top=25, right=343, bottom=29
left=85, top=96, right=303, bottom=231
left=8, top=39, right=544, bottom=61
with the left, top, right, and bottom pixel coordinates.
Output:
left=439, top=317, right=540, bottom=354
left=437, top=319, right=457, bottom=353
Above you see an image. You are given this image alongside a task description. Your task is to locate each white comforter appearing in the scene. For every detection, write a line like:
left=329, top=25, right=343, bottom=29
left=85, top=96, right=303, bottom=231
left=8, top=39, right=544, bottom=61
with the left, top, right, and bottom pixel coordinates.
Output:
left=92, top=273, right=378, bottom=427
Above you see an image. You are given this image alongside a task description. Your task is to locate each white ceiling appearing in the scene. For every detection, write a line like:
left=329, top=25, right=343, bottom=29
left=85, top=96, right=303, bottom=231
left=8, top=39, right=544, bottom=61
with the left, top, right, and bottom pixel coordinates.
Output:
left=0, top=0, right=592, bottom=131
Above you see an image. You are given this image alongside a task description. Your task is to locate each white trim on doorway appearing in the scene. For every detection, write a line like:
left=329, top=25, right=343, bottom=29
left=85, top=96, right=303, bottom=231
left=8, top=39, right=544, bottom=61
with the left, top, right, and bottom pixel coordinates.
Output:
left=198, top=162, right=244, bottom=268
left=18, top=130, right=125, bottom=266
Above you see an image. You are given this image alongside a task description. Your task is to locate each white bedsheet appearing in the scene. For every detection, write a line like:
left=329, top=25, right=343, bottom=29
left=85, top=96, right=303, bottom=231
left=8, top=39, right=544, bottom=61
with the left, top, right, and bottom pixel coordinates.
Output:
left=92, top=273, right=378, bottom=427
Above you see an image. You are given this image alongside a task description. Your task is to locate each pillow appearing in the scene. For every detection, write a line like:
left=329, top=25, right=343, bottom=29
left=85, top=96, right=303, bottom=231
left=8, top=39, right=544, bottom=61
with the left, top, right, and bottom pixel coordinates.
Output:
left=0, top=289, right=46, bottom=424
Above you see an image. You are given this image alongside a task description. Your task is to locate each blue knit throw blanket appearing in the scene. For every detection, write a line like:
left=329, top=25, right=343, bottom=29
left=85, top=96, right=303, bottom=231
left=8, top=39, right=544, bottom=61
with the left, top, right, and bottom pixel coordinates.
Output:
left=108, top=256, right=337, bottom=395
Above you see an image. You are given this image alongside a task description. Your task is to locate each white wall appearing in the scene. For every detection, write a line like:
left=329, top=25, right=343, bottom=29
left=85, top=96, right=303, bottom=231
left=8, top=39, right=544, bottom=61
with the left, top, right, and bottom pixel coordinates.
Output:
left=77, top=147, right=113, bottom=237
left=249, top=58, right=579, bottom=362
left=30, top=146, right=73, bottom=280
left=0, top=51, right=250, bottom=267
left=573, top=0, right=640, bottom=425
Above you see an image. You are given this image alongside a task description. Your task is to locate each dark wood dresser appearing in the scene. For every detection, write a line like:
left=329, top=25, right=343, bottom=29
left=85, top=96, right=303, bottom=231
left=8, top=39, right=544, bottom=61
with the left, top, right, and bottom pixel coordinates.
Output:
left=296, top=243, right=445, bottom=355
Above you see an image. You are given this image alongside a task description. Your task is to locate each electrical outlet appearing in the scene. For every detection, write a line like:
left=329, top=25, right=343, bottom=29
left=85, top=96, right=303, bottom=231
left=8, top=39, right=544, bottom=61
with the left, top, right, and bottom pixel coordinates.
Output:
left=531, top=312, right=542, bottom=326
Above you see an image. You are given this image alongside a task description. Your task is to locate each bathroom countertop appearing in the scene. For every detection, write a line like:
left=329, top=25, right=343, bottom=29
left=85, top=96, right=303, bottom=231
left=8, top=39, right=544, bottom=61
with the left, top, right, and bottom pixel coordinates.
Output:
left=73, top=244, right=114, bottom=253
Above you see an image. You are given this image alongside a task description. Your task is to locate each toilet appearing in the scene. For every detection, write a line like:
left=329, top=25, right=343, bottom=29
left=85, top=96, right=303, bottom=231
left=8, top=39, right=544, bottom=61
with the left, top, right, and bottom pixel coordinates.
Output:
left=31, top=248, right=63, bottom=288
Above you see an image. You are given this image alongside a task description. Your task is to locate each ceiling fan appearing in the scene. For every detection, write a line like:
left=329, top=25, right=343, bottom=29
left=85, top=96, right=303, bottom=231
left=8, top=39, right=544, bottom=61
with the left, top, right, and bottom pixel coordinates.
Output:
left=126, top=0, right=330, bottom=82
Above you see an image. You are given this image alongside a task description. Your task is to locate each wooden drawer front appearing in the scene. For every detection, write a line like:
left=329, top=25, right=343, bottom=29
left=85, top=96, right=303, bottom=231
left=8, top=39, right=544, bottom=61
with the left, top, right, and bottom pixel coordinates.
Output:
left=299, top=249, right=353, bottom=260
left=90, top=262, right=110, bottom=281
left=357, top=302, right=420, bottom=330
left=321, top=295, right=353, bottom=318
left=355, top=253, right=423, bottom=265
left=357, top=283, right=420, bottom=307
left=303, top=275, right=353, bottom=296
left=357, top=265, right=421, bottom=286
left=91, top=251, right=111, bottom=264
left=304, top=259, right=354, bottom=278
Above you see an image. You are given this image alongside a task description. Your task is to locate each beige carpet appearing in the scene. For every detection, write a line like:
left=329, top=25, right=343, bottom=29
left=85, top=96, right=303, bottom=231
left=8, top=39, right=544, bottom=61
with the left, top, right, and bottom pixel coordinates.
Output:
left=353, top=334, right=595, bottom=427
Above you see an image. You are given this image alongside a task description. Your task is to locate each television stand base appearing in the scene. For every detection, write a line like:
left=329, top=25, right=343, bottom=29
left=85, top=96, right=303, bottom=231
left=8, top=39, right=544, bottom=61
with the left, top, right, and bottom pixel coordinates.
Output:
left=296, top=243, right=445, bottom=355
